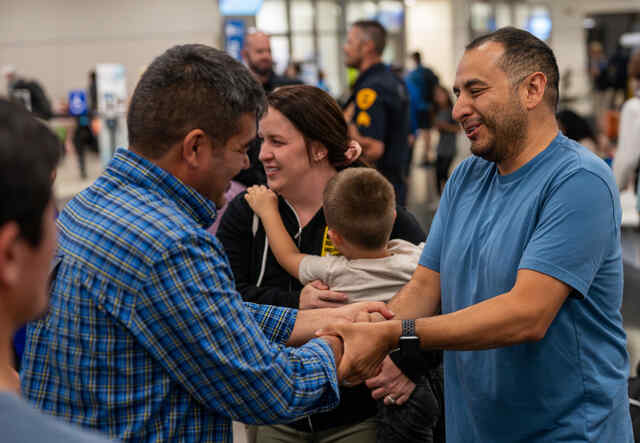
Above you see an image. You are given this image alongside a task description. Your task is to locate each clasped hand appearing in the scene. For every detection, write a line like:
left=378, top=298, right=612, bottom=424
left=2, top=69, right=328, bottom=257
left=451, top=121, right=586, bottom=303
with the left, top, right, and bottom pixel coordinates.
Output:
left=317, top=312, right=401, bottom=387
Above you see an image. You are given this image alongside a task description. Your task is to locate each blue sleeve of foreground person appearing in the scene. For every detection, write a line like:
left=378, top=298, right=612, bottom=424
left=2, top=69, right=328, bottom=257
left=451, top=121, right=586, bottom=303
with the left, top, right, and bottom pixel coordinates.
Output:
left=132, top=232, right=340, bottom=424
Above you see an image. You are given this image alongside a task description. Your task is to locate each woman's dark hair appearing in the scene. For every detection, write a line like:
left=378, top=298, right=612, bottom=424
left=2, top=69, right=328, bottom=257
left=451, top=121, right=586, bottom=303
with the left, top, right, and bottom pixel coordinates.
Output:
left=267, top=85, right=367, bottom=170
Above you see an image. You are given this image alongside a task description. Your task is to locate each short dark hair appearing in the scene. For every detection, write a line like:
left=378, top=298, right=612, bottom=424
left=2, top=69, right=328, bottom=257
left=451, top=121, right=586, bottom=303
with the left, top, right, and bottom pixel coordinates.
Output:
left=127, top=44, right=266, bottom=158
left=353, top=20, right=387, bottom=56
left=0, top=99, right=58, bottom=245
left=323, top=168, right=395, bottom=250
left=466, top=27, right=560, bottom=110
left=411, top=51, right=422, bottom=64
left=267, top=85, right=366, bottom=170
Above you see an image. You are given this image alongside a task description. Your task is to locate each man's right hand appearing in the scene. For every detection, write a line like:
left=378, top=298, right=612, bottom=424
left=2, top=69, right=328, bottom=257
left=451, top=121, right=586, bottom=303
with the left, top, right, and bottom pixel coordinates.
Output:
left=299, top=280, right=349, bottom=309
left=317, top=320, right=400, bottom=385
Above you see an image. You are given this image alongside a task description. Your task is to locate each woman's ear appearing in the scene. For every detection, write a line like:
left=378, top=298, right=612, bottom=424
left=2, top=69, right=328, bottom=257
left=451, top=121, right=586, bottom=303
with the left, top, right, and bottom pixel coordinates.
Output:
left=310, top=141, right=328, bottom=162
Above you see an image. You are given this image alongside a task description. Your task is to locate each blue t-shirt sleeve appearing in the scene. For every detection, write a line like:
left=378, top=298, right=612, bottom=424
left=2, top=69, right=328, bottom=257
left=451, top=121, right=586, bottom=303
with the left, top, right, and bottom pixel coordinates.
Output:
left=518, top=169, right=618, bottom=297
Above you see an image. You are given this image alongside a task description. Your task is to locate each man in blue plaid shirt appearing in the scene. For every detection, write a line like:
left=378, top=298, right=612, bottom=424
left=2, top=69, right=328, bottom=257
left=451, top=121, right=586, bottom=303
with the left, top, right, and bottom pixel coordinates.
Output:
left=20, top=44, right=391, bottom=442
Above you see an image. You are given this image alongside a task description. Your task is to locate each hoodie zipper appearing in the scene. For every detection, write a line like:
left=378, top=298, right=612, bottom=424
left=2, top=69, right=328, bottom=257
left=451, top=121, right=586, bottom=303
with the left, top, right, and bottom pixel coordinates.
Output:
left=284, top=198, right=303, bottom=292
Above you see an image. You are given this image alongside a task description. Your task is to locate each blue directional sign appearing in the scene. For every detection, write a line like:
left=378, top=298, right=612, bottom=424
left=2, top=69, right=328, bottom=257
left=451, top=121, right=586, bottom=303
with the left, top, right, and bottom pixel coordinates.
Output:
left=225, top=19, right=245, bottom=61
left=68, top=89, right=87, bottom=116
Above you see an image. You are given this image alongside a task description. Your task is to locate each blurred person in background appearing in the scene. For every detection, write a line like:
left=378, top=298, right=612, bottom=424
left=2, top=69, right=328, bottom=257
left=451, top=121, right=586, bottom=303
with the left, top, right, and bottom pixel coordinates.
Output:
left=317, top=69, right=330, bottom=93
left=432, top=85, right=458, bottom=195
left=71, top=70, right=100, bottom=179
left=3, top=65, right=53, bottom=121
left=284, top=61, right=303, bottom=83
left=343, top=20, right=411, bottom=206
left=613, top=50, right=640, bottom=226
left=406, top=51, right=439, bottom=167
left=243, top=29, right=302, bottom=93
left=589, top=41, right=610, bottom=121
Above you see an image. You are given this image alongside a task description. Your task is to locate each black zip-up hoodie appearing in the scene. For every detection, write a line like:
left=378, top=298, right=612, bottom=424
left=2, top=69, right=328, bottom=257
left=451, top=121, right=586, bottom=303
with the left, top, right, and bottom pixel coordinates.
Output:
left=217, top=191, right=426, bottom=433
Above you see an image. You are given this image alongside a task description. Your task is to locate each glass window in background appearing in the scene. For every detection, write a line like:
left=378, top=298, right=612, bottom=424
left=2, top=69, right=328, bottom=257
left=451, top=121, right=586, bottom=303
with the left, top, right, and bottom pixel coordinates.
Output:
left=256, top=0, right=288, bottom=35
left=292, top=35, right=314, bottom=61
left=270, top=36, right=290, bottom=75
left=526, top=6, right=552, bottom=42
left=378, top=1, right=404, bottom=33
left=319, top=34, right=341, bottom=95
left=495, top=2, right=511, bottom=30
left=317, top=1, right=340, bottom=32
left=469, top=2, right=551, bottom=43
left=514, top=4, right=530, bottom=34
left=291, top=0, right=313, bottom=32
left=346, top=1, right=377, bottom=25
left=470, top=2, right=494, bottom=36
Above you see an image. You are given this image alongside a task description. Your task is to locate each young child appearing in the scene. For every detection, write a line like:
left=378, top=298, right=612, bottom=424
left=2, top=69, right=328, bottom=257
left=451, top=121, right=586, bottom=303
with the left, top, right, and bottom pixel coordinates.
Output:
left=244, top=167, right=423, bottom=303
left=245, top=167, right=443, bottom=443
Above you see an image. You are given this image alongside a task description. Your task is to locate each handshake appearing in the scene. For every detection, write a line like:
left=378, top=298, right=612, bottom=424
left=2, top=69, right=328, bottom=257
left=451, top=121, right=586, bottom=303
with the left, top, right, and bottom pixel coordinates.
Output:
left=315, top=301, right=403, bottom=387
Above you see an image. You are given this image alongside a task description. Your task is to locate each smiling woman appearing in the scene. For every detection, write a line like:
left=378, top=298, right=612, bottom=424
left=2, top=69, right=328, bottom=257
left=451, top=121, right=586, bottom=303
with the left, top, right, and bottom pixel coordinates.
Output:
left=216, top=84, right=427, bottom=442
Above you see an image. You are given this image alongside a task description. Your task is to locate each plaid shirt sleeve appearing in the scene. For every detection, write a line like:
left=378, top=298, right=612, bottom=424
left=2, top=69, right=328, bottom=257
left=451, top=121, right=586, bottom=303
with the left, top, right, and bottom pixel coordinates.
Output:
left=243, top=301, right=297, bottom=345
left=131, top=231, right=340, bottom=424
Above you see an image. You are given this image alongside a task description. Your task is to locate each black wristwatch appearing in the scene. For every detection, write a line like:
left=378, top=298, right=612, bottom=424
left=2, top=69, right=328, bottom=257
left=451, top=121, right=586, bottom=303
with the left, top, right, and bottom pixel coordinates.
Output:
left=399, top=319, right=420, bottom=357
left=390, top=319, right=423, bottom=383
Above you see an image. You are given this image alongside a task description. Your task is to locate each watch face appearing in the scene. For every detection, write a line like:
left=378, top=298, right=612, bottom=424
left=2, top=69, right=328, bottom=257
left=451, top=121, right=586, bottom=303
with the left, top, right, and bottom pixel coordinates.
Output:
left=399, top=336, right=419, bottom=342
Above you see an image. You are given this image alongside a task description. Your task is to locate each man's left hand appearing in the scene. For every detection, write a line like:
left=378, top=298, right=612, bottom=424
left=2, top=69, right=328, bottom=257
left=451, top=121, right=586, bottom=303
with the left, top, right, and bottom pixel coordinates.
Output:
left=366, top=356, right=415, bottom=406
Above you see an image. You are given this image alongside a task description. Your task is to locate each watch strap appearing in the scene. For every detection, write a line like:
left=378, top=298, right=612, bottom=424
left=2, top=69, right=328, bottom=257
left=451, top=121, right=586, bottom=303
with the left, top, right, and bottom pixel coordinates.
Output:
left=402, top=319, right=416, bottom=337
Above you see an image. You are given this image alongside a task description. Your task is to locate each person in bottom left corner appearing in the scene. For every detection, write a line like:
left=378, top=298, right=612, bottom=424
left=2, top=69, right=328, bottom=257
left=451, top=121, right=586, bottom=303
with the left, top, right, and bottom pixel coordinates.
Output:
left=0, top=98, right=113, bottom=442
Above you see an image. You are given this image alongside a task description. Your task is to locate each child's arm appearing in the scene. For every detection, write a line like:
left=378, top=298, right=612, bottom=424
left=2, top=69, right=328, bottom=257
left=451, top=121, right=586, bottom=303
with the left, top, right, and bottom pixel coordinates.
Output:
left=244, top=185, right=306, bottom=280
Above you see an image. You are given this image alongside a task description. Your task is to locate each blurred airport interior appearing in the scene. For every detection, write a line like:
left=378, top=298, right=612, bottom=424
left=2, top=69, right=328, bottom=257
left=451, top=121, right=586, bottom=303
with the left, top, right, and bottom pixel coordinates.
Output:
left=2, top=3, right=640, bottom=441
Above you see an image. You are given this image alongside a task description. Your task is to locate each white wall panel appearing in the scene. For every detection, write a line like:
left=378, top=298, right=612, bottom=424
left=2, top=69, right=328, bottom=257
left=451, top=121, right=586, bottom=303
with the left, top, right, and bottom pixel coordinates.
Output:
left=0, top=0, right=221, bottom=105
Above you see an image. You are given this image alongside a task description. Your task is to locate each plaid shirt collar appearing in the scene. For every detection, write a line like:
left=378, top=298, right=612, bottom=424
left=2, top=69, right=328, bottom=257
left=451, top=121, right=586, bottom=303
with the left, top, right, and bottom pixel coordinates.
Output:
left=108, top=148, right=217, bottom=228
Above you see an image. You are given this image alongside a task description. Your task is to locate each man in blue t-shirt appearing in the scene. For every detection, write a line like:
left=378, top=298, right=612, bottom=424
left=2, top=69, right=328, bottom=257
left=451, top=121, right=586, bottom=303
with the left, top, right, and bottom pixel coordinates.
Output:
left=320, top=27, right=633, bottom=442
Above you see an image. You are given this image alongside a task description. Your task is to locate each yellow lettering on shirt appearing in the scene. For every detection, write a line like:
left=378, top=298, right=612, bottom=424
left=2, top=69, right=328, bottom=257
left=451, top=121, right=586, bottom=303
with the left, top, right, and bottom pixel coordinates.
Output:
left=321, top=226, right=341, bottom=256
